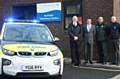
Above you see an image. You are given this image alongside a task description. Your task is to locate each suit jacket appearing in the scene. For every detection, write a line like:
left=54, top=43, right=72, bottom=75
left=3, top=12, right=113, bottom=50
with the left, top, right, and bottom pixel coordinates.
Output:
left=83, top=24, right=96, bottom=44
left=68, top=23, right=82, bottom=41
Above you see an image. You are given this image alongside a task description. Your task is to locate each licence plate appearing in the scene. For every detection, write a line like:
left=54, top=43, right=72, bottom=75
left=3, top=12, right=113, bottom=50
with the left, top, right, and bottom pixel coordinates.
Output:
left=22, top=65, right=44, bottom=71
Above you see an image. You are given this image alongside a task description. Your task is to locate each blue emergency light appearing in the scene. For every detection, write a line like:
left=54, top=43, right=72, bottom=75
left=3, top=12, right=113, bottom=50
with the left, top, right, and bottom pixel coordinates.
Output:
left=33, top=20, right=38, bottom=23
left=8, top=18, right=14, bottom=22
left=6, top=18, right=39, bottom=23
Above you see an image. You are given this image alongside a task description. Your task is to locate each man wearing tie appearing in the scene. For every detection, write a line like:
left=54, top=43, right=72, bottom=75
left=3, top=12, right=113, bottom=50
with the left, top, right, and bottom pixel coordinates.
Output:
left=83, top=19, right=96, bottom=64
left=68, top=16, right=82, bottom=66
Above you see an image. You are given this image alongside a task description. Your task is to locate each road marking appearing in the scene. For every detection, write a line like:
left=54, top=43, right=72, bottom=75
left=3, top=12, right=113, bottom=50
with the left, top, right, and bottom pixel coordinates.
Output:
left=110, top=74, right=120, bottom=79
left=76, top=66, right=120, bottom=72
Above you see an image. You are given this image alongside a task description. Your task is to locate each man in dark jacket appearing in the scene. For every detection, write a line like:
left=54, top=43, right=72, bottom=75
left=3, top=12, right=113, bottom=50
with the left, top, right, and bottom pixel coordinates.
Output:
left=109, top=16, right=120, bottom=65
left=95, top=17, right=108, bottom=64
left=68, top=16, right=82, bottom=66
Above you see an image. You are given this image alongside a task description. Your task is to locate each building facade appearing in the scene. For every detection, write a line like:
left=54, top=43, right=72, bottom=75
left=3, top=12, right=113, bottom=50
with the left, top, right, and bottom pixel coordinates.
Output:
left=0, top=0, right=120, bottom=60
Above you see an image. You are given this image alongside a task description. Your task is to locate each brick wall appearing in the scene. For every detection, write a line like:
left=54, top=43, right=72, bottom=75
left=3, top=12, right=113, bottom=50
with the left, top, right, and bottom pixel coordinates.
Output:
left=12, top=0, right=61, bottom=4
left=82, top=0, right=113, bottom=23
left=0, top=0, right=13, bottom=30
left=113, top=0, right=120, bottom=22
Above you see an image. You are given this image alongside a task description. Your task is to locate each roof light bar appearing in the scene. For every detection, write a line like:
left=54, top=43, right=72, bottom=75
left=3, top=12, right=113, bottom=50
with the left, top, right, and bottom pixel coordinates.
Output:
left=5, top=18, right=39, bottom=23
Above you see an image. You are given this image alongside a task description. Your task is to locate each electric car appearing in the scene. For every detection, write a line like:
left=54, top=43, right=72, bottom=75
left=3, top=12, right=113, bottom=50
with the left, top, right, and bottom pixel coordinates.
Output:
left=0, top=20, right=63, bottom=79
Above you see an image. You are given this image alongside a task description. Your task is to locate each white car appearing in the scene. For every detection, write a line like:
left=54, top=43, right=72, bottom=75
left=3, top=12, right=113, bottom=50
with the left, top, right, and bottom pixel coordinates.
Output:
left=0, top=20, right=64, bottom=79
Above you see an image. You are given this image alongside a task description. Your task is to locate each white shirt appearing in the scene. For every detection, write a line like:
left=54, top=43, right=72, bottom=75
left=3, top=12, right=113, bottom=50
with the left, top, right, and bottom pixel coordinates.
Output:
left=87, top=24, right=92, bottom=32
left=73, top=22, right=77, bottom=26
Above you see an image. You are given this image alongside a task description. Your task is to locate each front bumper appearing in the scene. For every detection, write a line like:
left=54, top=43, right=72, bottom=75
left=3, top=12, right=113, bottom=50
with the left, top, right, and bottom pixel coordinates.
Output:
left=1, top=56, right=63, bottom=77
left=16, top=72, right=61, bottom=78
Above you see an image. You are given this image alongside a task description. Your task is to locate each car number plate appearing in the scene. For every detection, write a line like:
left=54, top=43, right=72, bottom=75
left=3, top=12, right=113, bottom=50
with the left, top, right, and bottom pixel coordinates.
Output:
left=22, top=65, right=43, bottom=71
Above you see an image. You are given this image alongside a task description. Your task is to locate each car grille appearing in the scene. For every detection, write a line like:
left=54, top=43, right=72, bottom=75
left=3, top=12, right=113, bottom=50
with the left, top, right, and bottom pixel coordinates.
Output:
left=34, top=52, right=47, bottom=56
left=18, top=52, right=32, bottom=56
left=17, top=52, right=47, bottom=57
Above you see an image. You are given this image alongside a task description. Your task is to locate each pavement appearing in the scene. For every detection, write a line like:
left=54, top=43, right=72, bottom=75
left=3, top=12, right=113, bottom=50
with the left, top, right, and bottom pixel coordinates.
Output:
left=63, top=64, right=120, bottom=79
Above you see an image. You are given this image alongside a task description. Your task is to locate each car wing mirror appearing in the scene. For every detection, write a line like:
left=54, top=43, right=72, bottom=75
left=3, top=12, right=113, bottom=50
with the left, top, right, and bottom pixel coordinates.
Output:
left=54, top=37, right=60, bottom=42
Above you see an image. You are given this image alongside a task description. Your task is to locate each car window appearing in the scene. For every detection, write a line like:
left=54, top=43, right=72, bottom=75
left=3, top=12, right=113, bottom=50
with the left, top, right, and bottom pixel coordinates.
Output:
left=3, top=24, right=53, bottom=43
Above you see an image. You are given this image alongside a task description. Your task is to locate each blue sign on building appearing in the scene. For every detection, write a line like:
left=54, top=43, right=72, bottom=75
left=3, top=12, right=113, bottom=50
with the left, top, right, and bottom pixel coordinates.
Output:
left=37, top=2, right=61, bottom=22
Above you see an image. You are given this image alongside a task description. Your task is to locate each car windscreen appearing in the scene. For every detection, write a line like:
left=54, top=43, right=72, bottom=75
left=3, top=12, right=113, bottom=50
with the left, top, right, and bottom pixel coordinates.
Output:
left=3, top=24, right=53, bottom=43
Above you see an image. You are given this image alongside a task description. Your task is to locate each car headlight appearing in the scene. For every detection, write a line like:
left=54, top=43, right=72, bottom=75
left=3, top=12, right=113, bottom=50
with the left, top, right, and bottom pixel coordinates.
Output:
left=48, top=49, right=60, bottom=56
left=2, top=48, right=17, bottom=56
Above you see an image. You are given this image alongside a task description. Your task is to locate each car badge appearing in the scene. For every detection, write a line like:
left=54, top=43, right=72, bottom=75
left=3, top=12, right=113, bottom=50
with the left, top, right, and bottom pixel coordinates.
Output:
left=31, top=48, right=34, bottom=51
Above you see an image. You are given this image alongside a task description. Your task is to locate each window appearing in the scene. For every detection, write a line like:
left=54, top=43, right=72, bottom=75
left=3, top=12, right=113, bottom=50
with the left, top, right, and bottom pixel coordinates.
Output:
left=63, top=1, right=82, bottom=30
left=66, top=5, right=80, bottom=14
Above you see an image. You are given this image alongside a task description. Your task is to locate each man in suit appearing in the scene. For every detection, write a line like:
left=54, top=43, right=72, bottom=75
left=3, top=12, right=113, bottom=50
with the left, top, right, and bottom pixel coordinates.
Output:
left=83, top=19, right=96, bottom=64
left=109, top=16, right=120, bottom=65
left=68, top=16, right=82, bottom=66
left=95, top=17, right=108, bottom=65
